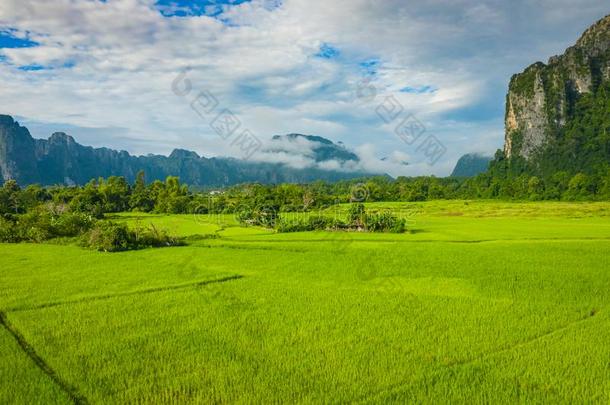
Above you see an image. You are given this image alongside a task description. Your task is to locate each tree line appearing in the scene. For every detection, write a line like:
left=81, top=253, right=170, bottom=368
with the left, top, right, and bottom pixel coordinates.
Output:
left=1, top=168, right=609, bottom=220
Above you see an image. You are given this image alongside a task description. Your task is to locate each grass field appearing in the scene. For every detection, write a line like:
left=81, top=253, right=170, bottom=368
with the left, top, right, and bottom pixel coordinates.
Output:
left=1, top=200, right=610, bottom=403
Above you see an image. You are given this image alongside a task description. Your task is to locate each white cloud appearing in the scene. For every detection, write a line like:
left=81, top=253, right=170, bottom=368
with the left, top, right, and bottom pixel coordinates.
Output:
left=0, top=0, right=608, bottom=176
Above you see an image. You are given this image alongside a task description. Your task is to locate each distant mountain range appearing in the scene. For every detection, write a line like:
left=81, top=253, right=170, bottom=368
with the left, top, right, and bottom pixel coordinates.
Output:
left=0, top=115, right=371, bottom=186
left=450, top=153, right=492, bottom=177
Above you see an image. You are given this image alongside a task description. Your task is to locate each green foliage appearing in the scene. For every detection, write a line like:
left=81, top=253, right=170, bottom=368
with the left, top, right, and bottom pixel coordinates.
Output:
left=5, top=161, right=610, bottom=227
left=509, top=63, right=544, bottom=98
left=347, top=203, right=366, bottom=228
left=364, top=211, right=406, bottom=233
left=69, top=180, right=105, bottom=218
left=276, top=215, right=346, bottom=233
left=275, top=217, right=310, bottom=233
left=83, top=221, right=131, bottom=252
left=154, top=176, right=189, bottom=214
left=307, top=215, right=334, bottom=230
left=0, top=206, right=95, bottom=243
left=129, top=171, right=154, bottom=212
left=235, top=207, right=255, bottom=225
left=0, top=180, right=27, bottom=215
left=236, top=204, right=279, bottom=228
left=52, top=211, right=95, bottom=236
left=536, top=83, right=610, bottom=178
left=82, top=221, right=183, bottom=252
left=565, top=172, right=595, bottom=200
left=0, top=216, right=19, bottom=242
left=276, top=205, right=406, bottom=234
left=99, top=176, right=130, bottom=212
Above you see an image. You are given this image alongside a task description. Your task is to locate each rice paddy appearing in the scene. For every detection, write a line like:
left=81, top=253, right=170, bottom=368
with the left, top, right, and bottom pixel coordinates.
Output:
left=1, top=200, right=610, bottom=403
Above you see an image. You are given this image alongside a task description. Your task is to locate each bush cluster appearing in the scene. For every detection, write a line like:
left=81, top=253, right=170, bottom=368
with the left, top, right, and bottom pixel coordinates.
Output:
left=0, top=207, right=95, bottom=243
left=81, top=222, right=184, bottom=252
left=364, top=211, right=406, bottom=233
left=236, top=205, right=280, bottom=228
left=276, top=215, right=344, bottom=233
left=275, top=204, right=406, bottom=234
left=0, top=203, right=183, bottom=252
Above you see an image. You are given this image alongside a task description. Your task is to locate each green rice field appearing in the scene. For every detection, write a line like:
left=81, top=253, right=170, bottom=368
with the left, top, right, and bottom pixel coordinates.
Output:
left=1, top=200, right=610, bottom=403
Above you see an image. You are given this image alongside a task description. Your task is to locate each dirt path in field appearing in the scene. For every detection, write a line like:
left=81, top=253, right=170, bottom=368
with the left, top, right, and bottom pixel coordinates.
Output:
left=0, top=311, right=88, bottom=404
left=0, top=273, right=245, bottom=404
left=354, top=308, right=602, bottom=403
left=8, top=274, right=244, bottom=312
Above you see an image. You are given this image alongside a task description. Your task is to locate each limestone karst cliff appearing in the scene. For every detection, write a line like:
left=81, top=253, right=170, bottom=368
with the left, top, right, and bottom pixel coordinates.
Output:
left=504, top=14, right=610, bottom=166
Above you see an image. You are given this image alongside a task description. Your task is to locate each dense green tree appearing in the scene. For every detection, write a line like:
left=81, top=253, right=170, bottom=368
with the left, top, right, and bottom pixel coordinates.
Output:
left=69, top=180, right=104, bottom=218
left=565, top=173, right=594, bottom=201
left=99, top=176, right=130, bottom=212
left=0, top=180, right=23, bottom=214
left=598, top=169, right=610, bottom=200
left=130, top=171, right=154, bottom=212
left=527, top=176, right=544, bottom=200
left=154, top=176, right=190, bottom=214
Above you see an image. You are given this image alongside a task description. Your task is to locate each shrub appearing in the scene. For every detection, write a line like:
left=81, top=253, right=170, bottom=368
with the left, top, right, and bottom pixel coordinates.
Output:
left=276, top=217, right=310, bottom=233
left=0, top=217, right=19, bottom=242
left=133, top=223, right=182, bottom=248
left=255, top=205, right=279, bottom=228
left=83, top=221, right=131, bottom=252
left=82, top=221, right=184, bottom=252
left=69, top=191, right=105, bottom=219
left=327, top=217, right=350, bottom=231
left=276, top=207, right=405, bottom=234
left=16, top=210, right=54, bottom=242
left=0, top=207, right=97, bottom=243
left=279, top=204, right=303, bottom=213
left=276, top=215, right=346, bottom=233
left=347, top=203, right=366, bottom=228
left=52, top=212, right=96, bottom=237
left=307, top=215, right=333, bottom=230
left=236, top=205, right=279, bottom=228
left=365, top=211, right=406, bottom=233
left=235, top=207, right=255, bottom=225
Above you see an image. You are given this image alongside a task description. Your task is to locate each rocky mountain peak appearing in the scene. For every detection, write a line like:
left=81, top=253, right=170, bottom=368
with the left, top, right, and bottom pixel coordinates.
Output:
left=169, top=149, right=201, bottom=160
left=0, top=114, right=15, bottom=126
left=267, top=133, right=359, bottom=163
left=450, top=153, right=492, bottom=177
left=575, top=14, right=610, bottom=52
left=49, top=132, right=76, bottom=144
left=272, top=133, right=334, bottom=146
left=0, top=115, right=37, bottom=183
left=503, top=15, right=610, bottom=160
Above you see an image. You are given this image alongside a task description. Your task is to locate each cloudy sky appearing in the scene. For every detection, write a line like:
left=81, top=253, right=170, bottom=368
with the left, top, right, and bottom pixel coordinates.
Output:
left=0, top=0, right=608, bottom=176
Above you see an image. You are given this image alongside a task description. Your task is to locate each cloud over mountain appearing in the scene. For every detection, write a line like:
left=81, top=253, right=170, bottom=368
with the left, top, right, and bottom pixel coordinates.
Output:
left=0, top=0, right=608, bottom=176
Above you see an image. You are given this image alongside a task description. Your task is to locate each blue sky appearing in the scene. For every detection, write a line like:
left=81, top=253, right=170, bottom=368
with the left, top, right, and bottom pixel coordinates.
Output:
left=0, top=0, right=608, bottom=176
left=155, top=0, right=277, bottom=17
left=0, top=29, right=38, bottom=48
